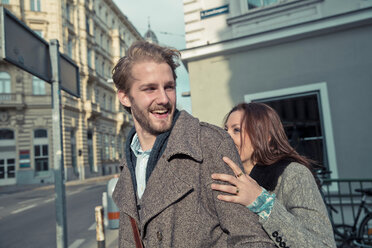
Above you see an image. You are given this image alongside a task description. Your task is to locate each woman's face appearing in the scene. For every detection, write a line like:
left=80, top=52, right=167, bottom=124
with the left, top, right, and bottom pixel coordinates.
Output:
left=224, top=110, right=254, bottom=165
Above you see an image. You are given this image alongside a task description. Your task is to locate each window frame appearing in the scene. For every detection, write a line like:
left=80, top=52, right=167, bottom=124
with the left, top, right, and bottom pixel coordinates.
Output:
left=244, top=82, right=338, bottom=179
left=30, top=0, right=41, bottom=12
left=33, top=128, right=49, bottom=173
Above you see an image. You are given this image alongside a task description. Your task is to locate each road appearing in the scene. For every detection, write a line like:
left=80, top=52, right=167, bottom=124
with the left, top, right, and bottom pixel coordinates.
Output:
left=0, top=176, right=118, bottom=248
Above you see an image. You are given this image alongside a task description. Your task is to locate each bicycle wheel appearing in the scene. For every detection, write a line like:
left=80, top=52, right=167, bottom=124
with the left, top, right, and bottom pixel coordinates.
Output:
left=334, top=224, right=358, bottom=247
left=357, top=214, right=372, bottom=247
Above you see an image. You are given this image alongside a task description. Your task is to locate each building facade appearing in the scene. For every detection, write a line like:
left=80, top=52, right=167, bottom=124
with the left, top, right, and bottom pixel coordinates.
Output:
left=181, top=0, right=372, bottom=178
left=0, top=0, right=142, bottom=185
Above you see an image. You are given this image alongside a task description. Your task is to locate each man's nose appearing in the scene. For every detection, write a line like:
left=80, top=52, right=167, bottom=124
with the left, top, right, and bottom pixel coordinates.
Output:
left=156, top=88, right=170, bottom=105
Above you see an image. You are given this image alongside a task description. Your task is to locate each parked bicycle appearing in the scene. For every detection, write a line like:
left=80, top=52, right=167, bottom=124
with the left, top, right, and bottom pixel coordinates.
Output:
left=315, top=168, right=372, bottom=247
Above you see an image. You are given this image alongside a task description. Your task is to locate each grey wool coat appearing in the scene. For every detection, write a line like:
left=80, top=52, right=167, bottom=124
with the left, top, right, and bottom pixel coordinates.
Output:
left=256, top=162, right=337, bottom=248
left=113, top=111, right=276, bottom=248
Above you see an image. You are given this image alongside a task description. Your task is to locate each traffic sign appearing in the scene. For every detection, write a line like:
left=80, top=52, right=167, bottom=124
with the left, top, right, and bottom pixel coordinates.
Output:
left=0, top=7, right=80, bottom=97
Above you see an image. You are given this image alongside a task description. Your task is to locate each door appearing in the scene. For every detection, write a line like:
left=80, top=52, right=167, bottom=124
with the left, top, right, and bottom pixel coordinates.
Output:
left=0, top=153, right=16, bottom=186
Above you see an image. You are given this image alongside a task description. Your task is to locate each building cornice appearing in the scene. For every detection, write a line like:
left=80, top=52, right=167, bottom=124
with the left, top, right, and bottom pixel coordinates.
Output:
left=181, top=7, right=372, bottom=64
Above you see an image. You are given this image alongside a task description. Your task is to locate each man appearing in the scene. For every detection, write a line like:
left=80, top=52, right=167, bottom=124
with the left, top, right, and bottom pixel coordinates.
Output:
left=112, top=41, right=275, bottom=247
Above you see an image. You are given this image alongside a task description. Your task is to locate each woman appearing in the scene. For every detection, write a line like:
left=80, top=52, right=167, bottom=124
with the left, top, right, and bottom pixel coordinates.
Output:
left=211, top=102, right=336, bottom=248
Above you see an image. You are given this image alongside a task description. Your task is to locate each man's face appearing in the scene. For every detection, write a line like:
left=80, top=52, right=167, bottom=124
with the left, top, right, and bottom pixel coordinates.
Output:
left=118, top=61, right=176, bottom=137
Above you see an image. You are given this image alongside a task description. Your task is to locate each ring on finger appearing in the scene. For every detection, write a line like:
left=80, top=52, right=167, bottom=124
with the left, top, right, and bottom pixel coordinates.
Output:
left=236, top=187, right=240, bottom=194
left=236, top=172, right=244, bottom=178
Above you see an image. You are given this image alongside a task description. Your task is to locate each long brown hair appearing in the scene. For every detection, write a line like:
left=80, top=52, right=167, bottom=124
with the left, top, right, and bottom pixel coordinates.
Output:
left=224, top=102, right=313, bottom=169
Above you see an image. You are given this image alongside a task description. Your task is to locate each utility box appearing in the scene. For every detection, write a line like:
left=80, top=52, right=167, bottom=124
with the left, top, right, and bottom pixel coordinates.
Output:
left=107, top=176, right=119, bottom=229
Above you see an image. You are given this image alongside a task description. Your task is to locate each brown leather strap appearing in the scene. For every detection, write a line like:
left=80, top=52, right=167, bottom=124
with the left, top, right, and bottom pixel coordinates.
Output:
left=130, top=216, right=143, bottom=248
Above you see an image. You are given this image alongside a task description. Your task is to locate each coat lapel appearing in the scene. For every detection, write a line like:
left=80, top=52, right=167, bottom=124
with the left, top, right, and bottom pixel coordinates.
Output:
left=139, top=111, right=203, bottom=230
left=112, top=160, right=139, bottom=221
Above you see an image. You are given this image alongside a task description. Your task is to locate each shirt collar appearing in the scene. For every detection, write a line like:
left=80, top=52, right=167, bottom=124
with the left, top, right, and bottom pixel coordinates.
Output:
left=130, top=133, right=151, bottom=157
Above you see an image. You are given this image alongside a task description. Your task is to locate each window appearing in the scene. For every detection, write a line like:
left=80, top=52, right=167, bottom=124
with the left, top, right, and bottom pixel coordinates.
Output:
left=0, top=72, right=11, bottom=92
left=34, top=129, right=48, bottom=172
left=101, top=61, right=105, bottom=76
left=32, top=76, right=46, bottom=95
left=33, top=30, right=43, bottom=38
left=111, top=136, right=115, bottom=160
left=30, top=0, right=41, bottom=11
left=102, top=93, right=106, bottom=109
left=104, top=134, right=109, bottom=160
left=109, top=96, right=113, bottom=112
left=86, top=17, right=90, bottom=33
left=87, top=48, right=92, bottom=67
left=66, top=3, right=72, bottom=22
left=95, top=56, right=99, bottom=72
left=67, top=38, right=73, bottom=58
left=94, top=88, right=99, bottom=103
left=0, top=129, right=14, bottom=140
left=245, top=82, right=338, bottom=178
left=1, top=0, right=10, bottom=4
left=247, top=0, right=278, bottom=10
left=87, top=131, right=94, bottom=172
left=70, top=130, right=78, bottom=175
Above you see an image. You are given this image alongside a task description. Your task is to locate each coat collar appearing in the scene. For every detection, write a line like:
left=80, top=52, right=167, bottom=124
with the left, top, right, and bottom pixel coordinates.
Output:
left=249, top=159, right=292, bottom=191
left=162, top=110, right=203, bottom=163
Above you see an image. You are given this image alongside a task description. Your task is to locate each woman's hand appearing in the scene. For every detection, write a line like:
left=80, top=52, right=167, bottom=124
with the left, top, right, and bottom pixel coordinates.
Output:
left=211, top=157, right=262, bottom=206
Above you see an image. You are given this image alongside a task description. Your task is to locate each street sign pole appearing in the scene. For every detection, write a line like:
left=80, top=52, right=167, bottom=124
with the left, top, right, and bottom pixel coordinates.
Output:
left=49, top=39, right=68, bottom=248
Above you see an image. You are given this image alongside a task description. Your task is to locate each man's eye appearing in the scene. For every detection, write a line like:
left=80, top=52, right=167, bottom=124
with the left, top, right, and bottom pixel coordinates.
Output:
left=144, top=87, right=155, bottom=92
left=165, top=85, right=175, bottom=90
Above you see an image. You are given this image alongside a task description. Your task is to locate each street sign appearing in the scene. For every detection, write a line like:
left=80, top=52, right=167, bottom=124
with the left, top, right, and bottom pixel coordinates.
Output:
left=60, top=53, right=80, bottom=98
left=0, top=6, right=51, bottom=82
left=200, top=5, right=229, bottom=20
left=0, top=6, right=80, bottom=97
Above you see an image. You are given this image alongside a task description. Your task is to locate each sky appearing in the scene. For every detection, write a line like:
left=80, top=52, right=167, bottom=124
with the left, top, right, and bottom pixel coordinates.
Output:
left=113, top=0, right=192, bottom=113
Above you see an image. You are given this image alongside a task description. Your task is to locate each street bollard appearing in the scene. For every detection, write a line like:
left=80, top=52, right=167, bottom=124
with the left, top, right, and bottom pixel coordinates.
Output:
left=102, top=192, right=108, bottom=227
left=107, top=176, right=120, bottom=229
left=95, top=206, right=105, bottom=248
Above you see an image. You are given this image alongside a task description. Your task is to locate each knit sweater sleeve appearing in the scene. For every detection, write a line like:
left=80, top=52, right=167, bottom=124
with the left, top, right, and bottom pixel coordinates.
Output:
left=259, top=163, right=337, bottom=248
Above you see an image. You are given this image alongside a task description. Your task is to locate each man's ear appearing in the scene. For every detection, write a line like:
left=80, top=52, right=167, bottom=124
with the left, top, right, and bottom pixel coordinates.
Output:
left=117, top=90, right=131, bottom=108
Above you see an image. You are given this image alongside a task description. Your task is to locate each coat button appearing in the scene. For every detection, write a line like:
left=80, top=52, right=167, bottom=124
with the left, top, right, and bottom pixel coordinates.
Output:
left=275, top=236, right=282, bottom=242
left=279, top=241, right=286, bottom=247
left=157, top=231, right=163, bottom=241
left=272, top=231, right=278, bottom=237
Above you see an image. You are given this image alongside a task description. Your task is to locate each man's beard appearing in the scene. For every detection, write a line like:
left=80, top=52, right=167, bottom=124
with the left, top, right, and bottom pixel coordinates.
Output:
left=130, top=98, right=174, bottom=136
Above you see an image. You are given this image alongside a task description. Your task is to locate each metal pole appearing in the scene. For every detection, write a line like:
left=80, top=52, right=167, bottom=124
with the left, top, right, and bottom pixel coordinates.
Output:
left=50, top=39, right=68, bottom=248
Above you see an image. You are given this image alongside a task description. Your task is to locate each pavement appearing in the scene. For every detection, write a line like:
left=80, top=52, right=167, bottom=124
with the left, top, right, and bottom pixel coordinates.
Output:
left=0, top=174, right=120, bottom=248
